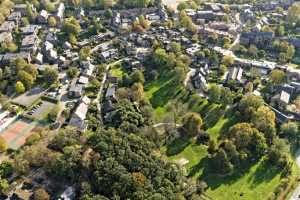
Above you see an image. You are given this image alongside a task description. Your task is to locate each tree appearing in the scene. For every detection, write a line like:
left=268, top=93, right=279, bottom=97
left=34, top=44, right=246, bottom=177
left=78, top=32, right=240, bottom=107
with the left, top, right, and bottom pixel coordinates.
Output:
left=131, top=83, right=144, bottom=102
left=67, top=67, right=79, bottom=78
left=34, top=188, right=50, bottom=200
left=287, top=3, right=300, bottom=25
left=79, top=46, right=91, bottom=61
left=0, top=178, right=9, bottom=194
left=239, top=95, right=264, bottom=121
left=251, top=106, right=276, bottom=139
left=6, top=41, right=17, bottom=52
left=17, top=70, right=34, bottom=89
left=182, top=112, right=203, bottom=136
left=245, top=82, right=253, bottom=93
left=0, top=136, right=7, bottom=152
left=280, top=122, right=299, bottom=141
left=45, top=2, right=55, bottom=12
left=294, top=96, right=300, bottom=111
left=212, top=148, right=233, bottom=174
left=177, top=1, right=189, bottom=11
left=48, top=105, right=60, bottom=122
left=267, top=138, right=290, bottom=168
left=62, top=17, right=81, bottom=36
left=276, top=25, right=285, bottom=36
left=248, top=45, right=258, bottom=58
left=269, top=69, right=286, bottom=85
left=43, top=67, right=58, bottom=86
left=222, top=55, right=234, bottom=66
left=208, top=84, right=221, bottom=103
left=130, top=70, right=145, bottom=84
left=48, top=16, right=57, bottom=27
left=15, top=81, right=25, bottom=94
left=170, top=42, right=181, bottom=53
left=220, top=87, right=233, bottom=106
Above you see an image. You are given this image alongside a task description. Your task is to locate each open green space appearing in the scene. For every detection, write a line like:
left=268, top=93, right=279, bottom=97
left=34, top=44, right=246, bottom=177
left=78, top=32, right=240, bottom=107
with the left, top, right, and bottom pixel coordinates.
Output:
left=163, top=116, right=300, bottom=200
left=110, top=65, right=125, bottom=78
left=144, top=70, right=187, bottom=120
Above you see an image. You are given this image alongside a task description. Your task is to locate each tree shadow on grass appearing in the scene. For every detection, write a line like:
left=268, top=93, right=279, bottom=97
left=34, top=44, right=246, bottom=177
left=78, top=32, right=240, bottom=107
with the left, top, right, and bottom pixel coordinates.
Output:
left=203, top=106, right=226, bottom=129
left=248, top=160, right=280, bottom=189
left=197, top=158, right=256, bottom=190
left=188, top=155, right=210, bottom=177
left=150, top=81, right=183, bottom=108
left=166, top=136, right=191, bottom=156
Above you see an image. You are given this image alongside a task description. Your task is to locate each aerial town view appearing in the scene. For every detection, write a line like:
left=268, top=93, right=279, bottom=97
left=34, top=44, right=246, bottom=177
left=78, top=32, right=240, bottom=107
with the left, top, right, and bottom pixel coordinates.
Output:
left=0, top=0, right=300, bottom=199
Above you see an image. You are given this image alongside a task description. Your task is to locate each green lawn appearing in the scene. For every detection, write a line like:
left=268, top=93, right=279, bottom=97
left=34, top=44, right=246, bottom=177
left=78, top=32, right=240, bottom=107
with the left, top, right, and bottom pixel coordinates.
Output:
left=145, top=70, right=187, bottom=121
left=110, top=64, right=125, bottom=78
left=162, top=113, right=300, bottom=200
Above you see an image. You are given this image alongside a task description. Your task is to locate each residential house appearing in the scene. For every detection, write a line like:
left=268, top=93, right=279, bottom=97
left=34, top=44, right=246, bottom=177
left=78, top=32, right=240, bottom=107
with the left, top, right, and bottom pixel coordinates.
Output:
left=146, top=13, right=161, bottom=22
left=0, top=32, right=13, bottom=43
left=37, top=10, right=49, bottom=24
left=35, top=52, right=43, bottom=64
left=78, top=76, right=89, bottom=85
left=0, top=52, right=31, bottom=65
left=54, top=3, right=65, bottom=25
left=82, top=62, right=95, bottom=77
left=58, top=186, right=76, bottom=200
left=0, top=21, right=16, bottom=33
left=14, top=4, right=31, bottom=16
left=7, top=12, right=21, bottom=25
left=69, top=84, right=83, bottom=98
left=105, top=84, right=117, bottom=102
left=271, top=90, right=291, bottom=109
left=69, top=96, right=91, bottom=131
left=240, top=31, right=274, bottom=47
left=46, top=32, right=58, bottom=44
left=20, top=25, right=40, bottom=35
left=192, top=72, right=208, bottom=91
left=47, top=49, right=58, bottom=63
left=20, top=34, right=40, bottom=53
left=100, top=49, right=119, bottom=62
left=227, top=67, right=243, bottom=82
left=63, top=41, right=72, bottom=50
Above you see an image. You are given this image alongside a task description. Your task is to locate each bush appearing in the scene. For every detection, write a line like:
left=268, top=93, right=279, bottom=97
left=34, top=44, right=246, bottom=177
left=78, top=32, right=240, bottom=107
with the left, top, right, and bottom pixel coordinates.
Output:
left=25, top=133, right=41, bottom=146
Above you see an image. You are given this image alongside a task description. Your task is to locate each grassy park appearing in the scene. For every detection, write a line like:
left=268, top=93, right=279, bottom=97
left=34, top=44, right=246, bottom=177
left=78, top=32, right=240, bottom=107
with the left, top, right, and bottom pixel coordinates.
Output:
left=148, top=71, right=300, bottom=200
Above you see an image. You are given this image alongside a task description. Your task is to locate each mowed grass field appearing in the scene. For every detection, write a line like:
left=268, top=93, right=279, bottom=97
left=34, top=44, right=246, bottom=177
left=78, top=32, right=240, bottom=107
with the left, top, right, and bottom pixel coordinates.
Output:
left=148, top=70, right=300, bottom=200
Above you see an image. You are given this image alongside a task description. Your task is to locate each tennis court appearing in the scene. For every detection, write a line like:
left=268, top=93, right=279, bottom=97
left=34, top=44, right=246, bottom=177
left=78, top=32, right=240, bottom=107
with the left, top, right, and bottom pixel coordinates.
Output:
left=0, top=118, right=37, bottom=150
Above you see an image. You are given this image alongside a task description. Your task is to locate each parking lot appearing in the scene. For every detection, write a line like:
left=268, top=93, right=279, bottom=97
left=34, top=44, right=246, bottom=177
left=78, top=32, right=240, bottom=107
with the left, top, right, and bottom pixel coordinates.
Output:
left=27, top=101, right=56, bottom=121
left=12, top=87, right=46, bottom=108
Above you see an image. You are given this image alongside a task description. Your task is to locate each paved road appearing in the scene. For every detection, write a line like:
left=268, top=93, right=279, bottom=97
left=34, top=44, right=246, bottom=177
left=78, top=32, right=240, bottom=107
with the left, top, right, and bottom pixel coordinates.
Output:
left=153, top=123, right=181, bottom=128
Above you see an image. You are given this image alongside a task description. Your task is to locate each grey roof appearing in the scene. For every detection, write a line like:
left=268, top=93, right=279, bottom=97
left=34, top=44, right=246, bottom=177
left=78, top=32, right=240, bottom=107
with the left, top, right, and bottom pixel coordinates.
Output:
left=0, top=21, right=16, bottom=32
left=20, top=25, right=40, bottom=35
left=0, top=32, right=13, bottom=43
left=21, top=34, right=39, bottom=47
left=7, top=12, right=22, bottom=22
left=106, top=85, right=116, bottom=98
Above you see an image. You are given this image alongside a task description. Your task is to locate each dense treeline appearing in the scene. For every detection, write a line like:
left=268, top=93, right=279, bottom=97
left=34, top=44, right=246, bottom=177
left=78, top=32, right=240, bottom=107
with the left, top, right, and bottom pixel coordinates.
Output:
left=44, top=127, right=190, bottom=199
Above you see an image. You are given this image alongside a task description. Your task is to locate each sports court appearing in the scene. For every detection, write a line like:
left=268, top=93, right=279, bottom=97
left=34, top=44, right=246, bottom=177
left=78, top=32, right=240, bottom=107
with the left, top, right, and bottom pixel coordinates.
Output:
left=0, top=118, right=37, bottom=150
